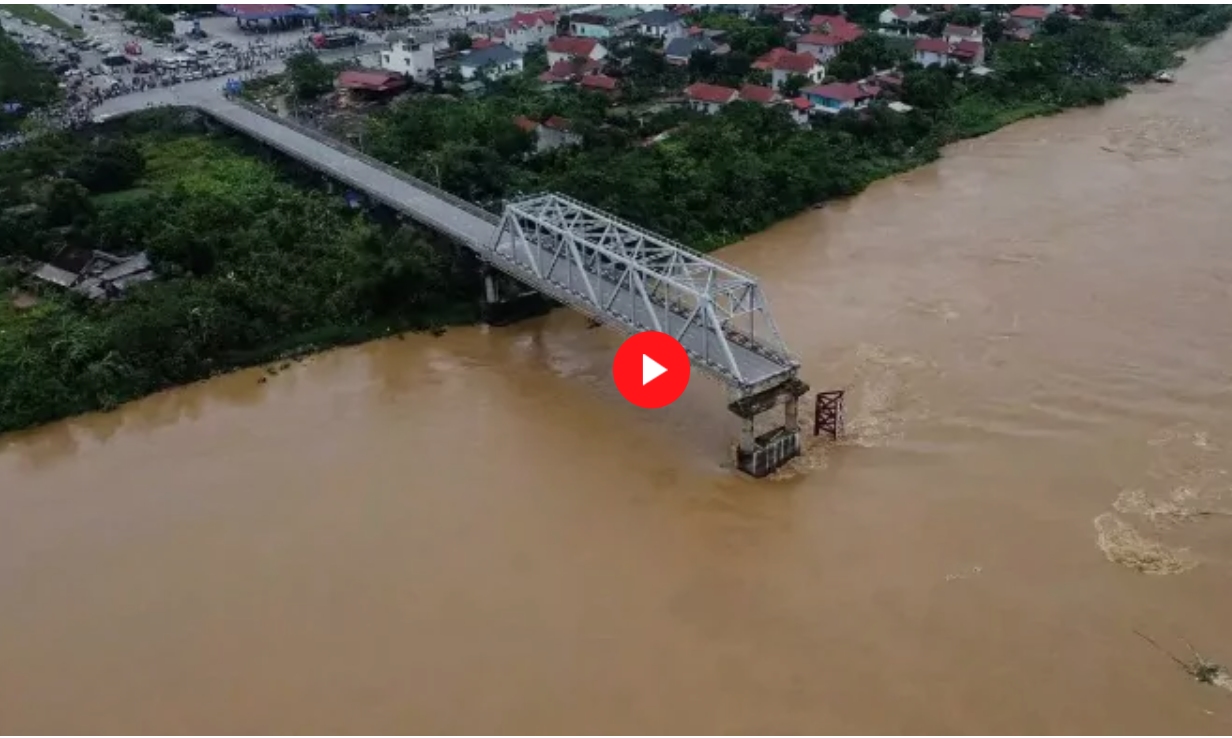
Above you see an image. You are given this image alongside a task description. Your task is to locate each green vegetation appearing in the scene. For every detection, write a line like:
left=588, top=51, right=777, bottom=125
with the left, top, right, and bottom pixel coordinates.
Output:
left=0, top=114, right=478, bottom=434
left=359, top=5, right=1231, bottom=252
left=123, top=5, right=174, bottom=40
left=0, top=5, right=82, bottom=37
left=0, top=27, right=59, bottom=133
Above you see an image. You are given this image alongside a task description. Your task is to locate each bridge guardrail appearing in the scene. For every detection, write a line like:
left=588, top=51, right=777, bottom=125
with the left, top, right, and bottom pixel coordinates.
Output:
left=224, top=98, right=501, bottom=226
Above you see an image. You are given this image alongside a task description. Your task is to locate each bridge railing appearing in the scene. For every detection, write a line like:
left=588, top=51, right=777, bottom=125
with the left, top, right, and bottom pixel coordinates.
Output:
left=223, top=98, right=500, bottom=226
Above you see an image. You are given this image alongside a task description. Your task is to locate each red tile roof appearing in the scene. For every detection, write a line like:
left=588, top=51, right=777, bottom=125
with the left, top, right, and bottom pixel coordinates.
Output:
left=513, top=115, right=539, bottom=133
left=336, top=69, right=405, bottom=92
left=509, top=9, right=555, bottom=29
left=771, top=51, right=818, bottom=73
left=809, top=14, right=862, bottom=40
left=738, top=84, right=778, bottom=104
left=1011, top=5, right=1049, bottom=19
left=914, top=37, right=950, bottom=54
left=944, top=23, right=979, bottom=37
left=542, top=115, right=572, bottom=132
left=753, top=47, right=793, bottom=70
left=471, top=36, right=495, bottom=49
left=580, top=74, right=618, bottom=91
left=803, top=81, right=880, bottom=102
left=950, top=39, right=983, bottom=58
left=540, top=57, right=602, bottom=82
left=547, top=35, right=599, bottom=57
left=790, top=96, right=812, bottom=111
left=684, top=82, right=738, bottom=104
left=889, top=4, right=914, bottom=19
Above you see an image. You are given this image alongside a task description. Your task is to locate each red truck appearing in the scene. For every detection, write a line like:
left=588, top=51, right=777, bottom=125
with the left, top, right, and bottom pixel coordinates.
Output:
left=310, top=31, right=358, bottom=50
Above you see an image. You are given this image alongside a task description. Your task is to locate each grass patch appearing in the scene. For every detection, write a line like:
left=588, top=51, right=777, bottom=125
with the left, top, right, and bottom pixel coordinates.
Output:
left=0, top=5, right=83, bottom=37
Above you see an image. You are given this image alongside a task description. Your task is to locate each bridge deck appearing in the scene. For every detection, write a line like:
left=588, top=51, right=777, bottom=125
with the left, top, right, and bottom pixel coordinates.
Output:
left=104, top=94, right=797, bottom=394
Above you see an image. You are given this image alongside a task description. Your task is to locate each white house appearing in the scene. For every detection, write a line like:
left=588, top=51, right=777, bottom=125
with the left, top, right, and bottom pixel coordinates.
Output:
left=546, top=36, right=607, bottom=66
left=502, top=10, right=556, bottom=52
left=458, top=43, right=524, bottom=80
left=514, top=115, right=583, bottom=153
left=878, top=5, right=926, bottom=27
left=756, top=49, right=825, bottom=91
left=943, top=23, right=983, bottom=44
left=684, top=82, right=738, bottom=115
left=637, top=8, right=684, bottom=40
left=913, top=37, right=950, bottom=66
left=381, top=32, right=435, bottom=81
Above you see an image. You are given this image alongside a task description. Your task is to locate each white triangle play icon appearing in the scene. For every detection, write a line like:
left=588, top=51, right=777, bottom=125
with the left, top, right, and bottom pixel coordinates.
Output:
left=642, top=354, right=668, bottom=386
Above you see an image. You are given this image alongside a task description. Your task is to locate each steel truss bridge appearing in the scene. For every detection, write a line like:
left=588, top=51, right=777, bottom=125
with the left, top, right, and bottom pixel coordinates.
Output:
left=98, top=93, right=800, bottom=397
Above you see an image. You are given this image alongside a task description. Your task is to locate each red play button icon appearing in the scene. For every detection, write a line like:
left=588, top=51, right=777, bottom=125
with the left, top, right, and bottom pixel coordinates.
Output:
left=613, top=331, right=691, bottom=409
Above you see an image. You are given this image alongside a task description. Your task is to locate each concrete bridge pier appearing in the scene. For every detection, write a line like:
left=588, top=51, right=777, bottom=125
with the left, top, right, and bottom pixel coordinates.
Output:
left=729, top=376, right=811, bottom=478
left=479, top=264, right=552, bottom=327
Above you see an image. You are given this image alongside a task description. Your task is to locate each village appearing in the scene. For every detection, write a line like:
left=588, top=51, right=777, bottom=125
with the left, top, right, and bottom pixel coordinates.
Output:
left=274, top=3, right=1091, bottom=151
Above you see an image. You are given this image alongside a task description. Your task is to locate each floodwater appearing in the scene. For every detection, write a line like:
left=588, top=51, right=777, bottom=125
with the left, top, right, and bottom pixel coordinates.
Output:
left=5, top=41, right=1232, bottom=737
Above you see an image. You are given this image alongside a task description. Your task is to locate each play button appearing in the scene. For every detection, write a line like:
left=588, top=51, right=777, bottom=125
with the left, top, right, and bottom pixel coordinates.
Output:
left=613, top=331, right=691, bottom=409
left=643, top=354, right=667, bottom=385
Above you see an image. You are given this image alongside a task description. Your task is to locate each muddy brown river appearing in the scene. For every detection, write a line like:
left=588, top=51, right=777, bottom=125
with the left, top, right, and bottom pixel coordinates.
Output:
left=6, top=41, right=1232, bottom=736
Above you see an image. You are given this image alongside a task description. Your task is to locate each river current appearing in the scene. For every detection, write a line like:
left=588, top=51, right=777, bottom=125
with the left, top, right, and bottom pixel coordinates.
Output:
left=4, top=38, right=1232, bottom=735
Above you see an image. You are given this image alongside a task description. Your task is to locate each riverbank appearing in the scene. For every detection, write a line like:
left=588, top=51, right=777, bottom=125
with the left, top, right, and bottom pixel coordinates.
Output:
left=2, top=6, right=1231, bottom=437
left=0, top=113, right=479, bottom=436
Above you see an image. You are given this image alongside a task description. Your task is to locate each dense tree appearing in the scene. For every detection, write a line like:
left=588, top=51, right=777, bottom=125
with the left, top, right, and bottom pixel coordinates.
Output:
left=285, top=52, right=335, bottom=99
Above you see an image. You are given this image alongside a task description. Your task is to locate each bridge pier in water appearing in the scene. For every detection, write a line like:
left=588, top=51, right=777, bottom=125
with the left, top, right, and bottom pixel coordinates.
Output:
left=729, top=376, right=811, bottom=478
left=480, top=264, right=553, bottom=327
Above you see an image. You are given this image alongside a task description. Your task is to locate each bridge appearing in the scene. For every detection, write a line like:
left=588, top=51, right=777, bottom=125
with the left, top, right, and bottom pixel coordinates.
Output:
left=96, top=92, right=808, bottom=477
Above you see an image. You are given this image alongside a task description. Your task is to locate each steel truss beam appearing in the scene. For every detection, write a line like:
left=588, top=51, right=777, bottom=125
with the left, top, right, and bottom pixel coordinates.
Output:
left=477, top=193, right=799, bottom=393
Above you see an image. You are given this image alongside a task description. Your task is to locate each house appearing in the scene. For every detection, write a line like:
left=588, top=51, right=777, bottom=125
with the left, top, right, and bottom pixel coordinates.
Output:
left=336, top=69, right=407, bottom=95
left=580, top=74, right=619, bottom=95
left=758, top=49, right=825, bottom=91
left=457, top=43, right=524, bottom=80
left=638, top=8, right=684, bottom=40
left=513, top=115, right=583, bottom=152
left=878, top=5, right=926, bottom=27
left=797, top=17, right=864, bottom=62
left=1010, top=5, right=1051, bottom=29
left=538, top=56, right=603, bottom=84
left=913, top=36, right=985, bottom=67
left=569, top=11, right=618, bottom=38
left=948, top=39, right=985, bottom=66
left=761, top=4, right=807, bottom=22
left=787, top=96, right=811, bottom=125
left=802, top=81, right=881, bottom=114
left=381, top=32, right=434, bottom=81
left=503, top=9, right=556, bottom=52
left=942, top=23, right=983, bottom=44
left=738, top=83, right=779, bottom=105
left=664, top=34, right=726, bottom=65
left=546, top=36, right=608, bottom=66
left=684, top=81, right=738, bottom=114
left=913, top=36, right=950, bottom=66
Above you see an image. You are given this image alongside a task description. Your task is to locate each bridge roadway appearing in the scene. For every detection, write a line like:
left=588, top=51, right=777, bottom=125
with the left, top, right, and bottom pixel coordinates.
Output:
left=96, top=92, right=798, bottom=395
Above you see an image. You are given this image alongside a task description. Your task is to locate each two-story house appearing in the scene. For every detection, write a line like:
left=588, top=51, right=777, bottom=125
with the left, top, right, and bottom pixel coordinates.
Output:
left=502, top=10, right=556, bottom=52
left=797, top=17, right=864, bottom=62
left=546, top=36, right=608, bottom=66
left=637, top=9, right=684, bottom=41
left=878, top=5, right=927, bottom=29
left=664, top=34, right=726, bottom=65
left=569, top=12, right=617, bottom=39
left=1009, top=5, right=1051, bottom=30
left=762, top=49, right=825, bottom=91
left=457, top=43, right=524, bottom=80
left=380, top=31, right=435, bottom=81
left=942, top=23, right=983, bottom=44
left=913, top=36, right=986, bottom=67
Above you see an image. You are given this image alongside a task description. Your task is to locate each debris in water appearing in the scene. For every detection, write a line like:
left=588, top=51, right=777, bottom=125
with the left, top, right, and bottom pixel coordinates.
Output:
left=1135, top=630, right=1232, bottom=692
